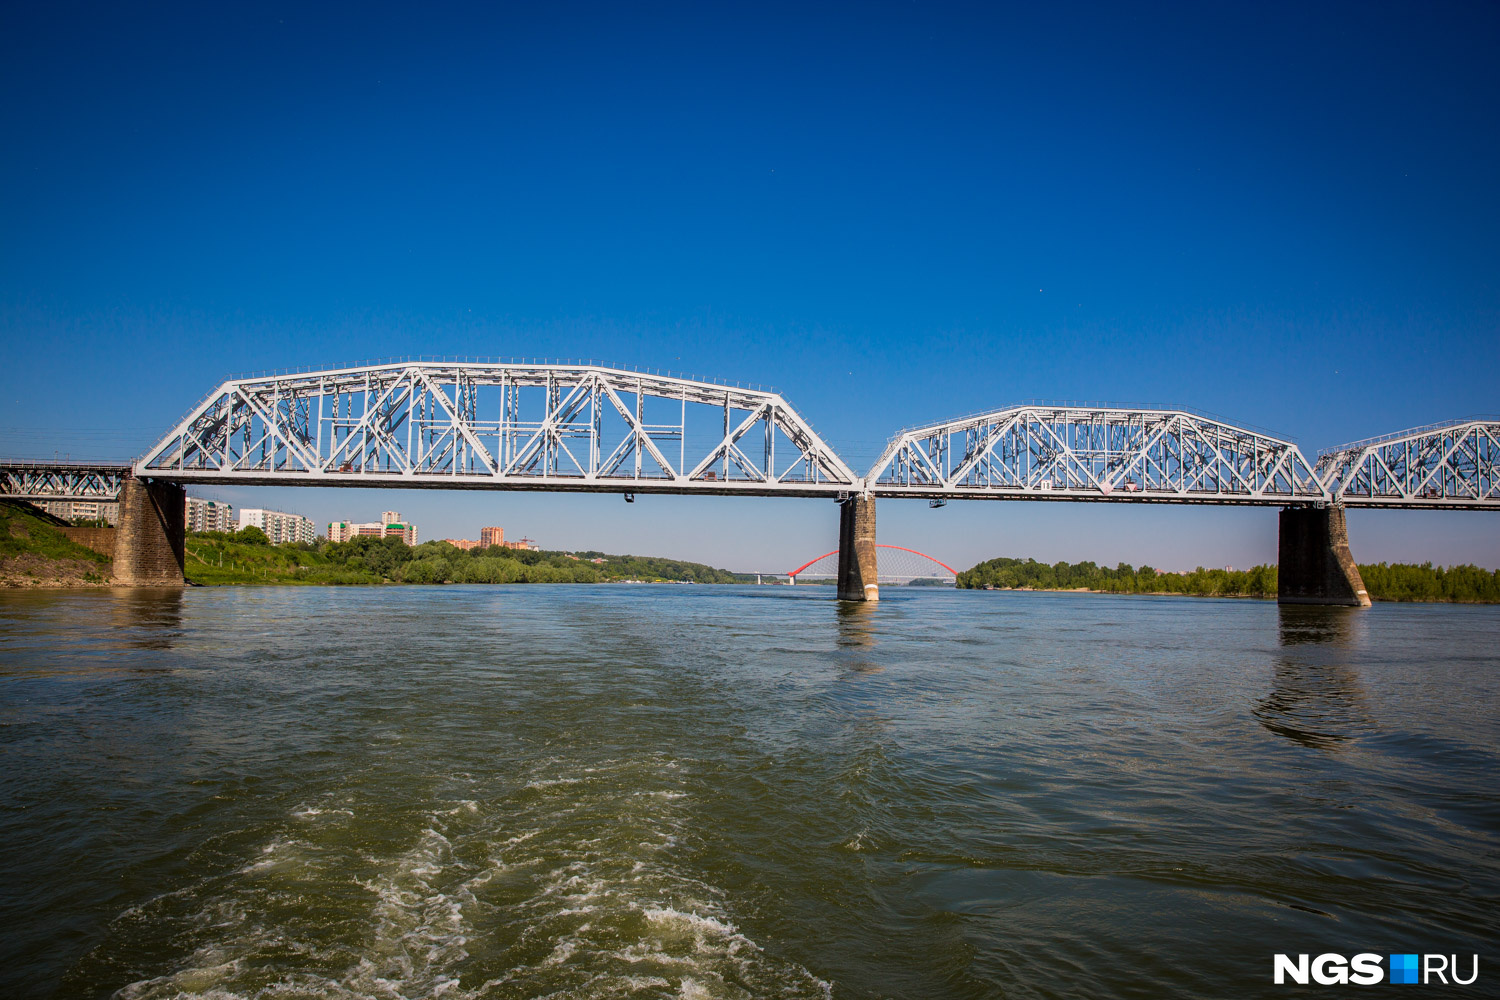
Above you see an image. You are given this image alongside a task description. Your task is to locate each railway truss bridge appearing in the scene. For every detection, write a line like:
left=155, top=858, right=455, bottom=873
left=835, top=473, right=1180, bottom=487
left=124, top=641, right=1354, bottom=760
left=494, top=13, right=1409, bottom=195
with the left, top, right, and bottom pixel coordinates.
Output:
left=2, top=359, right=1495, bottom=602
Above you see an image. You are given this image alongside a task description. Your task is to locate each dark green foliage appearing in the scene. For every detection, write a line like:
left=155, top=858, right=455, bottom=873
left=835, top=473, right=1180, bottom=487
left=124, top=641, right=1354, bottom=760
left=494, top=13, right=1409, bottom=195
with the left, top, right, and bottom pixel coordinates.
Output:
left=957, top=556, right=1500, bottom=602
left=1358, top=562, right=1500, bottom=602
left=234, top=525, right=271, bottom=545
left=183, top=532, right=737, bottom=586
left=582, top=552, right=739, bottom=583
left=956, top=556, right=1277, bottom=597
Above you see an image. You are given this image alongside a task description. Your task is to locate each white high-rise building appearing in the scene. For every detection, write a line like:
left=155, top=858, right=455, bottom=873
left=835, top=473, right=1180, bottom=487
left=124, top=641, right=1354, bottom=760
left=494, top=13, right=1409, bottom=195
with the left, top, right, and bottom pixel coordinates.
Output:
left=328, top=512, right=417, bottom=546
left=185, top=496, right=235, bottom=533
left=33, top=499, right=121, bottom=525
left=238, top=508, right=317, bottom=545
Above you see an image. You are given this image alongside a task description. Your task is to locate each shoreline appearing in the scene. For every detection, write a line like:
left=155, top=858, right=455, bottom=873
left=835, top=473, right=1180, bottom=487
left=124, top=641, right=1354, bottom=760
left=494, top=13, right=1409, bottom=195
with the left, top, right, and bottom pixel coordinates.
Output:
left=5, top=578, right=1497, bottom=604
left=963, top=585, right=1499, bottom=605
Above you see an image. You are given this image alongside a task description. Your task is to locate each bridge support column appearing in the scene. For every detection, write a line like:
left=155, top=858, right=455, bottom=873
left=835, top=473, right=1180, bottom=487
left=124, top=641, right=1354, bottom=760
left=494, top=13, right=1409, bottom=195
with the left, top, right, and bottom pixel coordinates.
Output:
left=113, top=478, right=186, bottom=586
left=1277, top=505, right=1370, bottom=607
left=837, top=494, right=879, bottom=602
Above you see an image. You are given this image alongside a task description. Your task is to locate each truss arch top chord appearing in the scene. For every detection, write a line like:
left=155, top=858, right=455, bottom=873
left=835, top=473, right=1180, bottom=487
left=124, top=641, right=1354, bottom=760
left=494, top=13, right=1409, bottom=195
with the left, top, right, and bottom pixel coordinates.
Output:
left=136, top=361, right=859, bottom=497
left=866, top=404, right=1330, bottom=506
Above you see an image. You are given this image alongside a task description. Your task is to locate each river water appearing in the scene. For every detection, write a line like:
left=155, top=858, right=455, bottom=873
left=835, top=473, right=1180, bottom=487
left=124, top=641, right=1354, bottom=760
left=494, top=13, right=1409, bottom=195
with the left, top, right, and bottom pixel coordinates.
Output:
left=1, top=585, right=1496, bottom=999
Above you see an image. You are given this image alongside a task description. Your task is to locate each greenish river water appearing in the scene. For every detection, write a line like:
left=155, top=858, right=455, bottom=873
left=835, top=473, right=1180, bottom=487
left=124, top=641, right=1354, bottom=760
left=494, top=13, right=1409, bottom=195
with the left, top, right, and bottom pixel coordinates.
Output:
left=1, top=586, right=1496, bottom=998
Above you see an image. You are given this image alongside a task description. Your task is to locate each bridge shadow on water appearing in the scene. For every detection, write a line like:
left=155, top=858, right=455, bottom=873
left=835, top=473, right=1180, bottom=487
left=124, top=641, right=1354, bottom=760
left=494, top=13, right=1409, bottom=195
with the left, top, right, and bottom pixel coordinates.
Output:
left=1254, top=605, right=1374, bottom=751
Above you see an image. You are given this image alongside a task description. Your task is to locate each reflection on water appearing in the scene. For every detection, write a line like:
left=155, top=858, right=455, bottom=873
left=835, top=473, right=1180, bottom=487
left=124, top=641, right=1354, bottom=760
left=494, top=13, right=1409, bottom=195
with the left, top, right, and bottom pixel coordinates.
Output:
left=1275, top=603, right=1358, bottom=647
left=834, top=600, right=883, bottom=674
left=1255, top=605, right=1372, bottom=750
left=0, top=588, right=183, bottom=679
left=834, top=599, right=876, bottom=647
left=106, top=588, right=184, bottom=651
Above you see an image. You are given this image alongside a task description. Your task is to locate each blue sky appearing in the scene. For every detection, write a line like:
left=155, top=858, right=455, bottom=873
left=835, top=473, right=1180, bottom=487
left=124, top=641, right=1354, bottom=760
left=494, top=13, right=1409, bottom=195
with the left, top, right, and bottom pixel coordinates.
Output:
left=2, top=1, right=1497, bottom=572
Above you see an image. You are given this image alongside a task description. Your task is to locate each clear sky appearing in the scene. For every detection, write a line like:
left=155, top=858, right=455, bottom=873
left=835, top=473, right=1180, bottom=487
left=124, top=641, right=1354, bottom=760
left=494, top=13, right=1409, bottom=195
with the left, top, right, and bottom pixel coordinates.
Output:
left=2, top=1, right=1497, bottom=572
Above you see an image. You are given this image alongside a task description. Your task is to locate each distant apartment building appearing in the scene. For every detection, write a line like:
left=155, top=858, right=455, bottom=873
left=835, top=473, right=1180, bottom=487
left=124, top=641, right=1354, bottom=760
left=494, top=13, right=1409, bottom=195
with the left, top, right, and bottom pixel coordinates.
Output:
left=439, top=528, right=536, bottom=551
left=328, top=512, right=418, bottom=546
left=239, top=507, right=318, bottom=545
left=185, top=496, right=235, bottom=533
left=34, top=499, right=120, bottom=525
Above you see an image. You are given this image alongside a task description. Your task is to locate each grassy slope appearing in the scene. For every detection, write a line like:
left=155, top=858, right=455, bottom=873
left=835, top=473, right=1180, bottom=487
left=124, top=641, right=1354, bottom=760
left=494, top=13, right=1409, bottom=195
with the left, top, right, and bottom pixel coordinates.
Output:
left=0, top=504, right=112, bottom=585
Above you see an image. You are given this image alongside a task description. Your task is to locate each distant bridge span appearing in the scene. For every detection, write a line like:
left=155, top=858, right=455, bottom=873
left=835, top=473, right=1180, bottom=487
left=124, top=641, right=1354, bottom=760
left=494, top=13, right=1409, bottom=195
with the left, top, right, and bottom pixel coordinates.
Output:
left=787, top=545, right=957, bottom=584
left=1, top=358, right=1494, bottom=602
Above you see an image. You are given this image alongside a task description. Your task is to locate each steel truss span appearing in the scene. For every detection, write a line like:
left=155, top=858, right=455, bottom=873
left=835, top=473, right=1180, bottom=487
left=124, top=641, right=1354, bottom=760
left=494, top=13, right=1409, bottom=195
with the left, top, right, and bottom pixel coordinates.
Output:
left=868, top=406, right=1326, bottom=505
left=137, top=362, right=857, bottom=496
left=1315, top=419, right=1500, bottom=510
left=0, top=461, right=131, bottom=501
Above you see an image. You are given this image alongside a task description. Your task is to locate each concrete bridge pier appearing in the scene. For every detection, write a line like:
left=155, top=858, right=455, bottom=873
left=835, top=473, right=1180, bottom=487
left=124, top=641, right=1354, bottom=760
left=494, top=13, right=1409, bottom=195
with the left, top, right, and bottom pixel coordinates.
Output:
left=1277, top=505, right=1370, bottom=607
left=113, top=477, right=186, bottom=586
left=837, top=494, right=879, bottom=602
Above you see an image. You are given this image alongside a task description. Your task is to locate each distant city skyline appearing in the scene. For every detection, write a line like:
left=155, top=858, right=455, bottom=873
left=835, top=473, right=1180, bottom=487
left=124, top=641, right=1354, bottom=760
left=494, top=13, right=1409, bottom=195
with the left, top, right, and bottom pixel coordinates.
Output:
left=2, top=2, right=1496, bottom=570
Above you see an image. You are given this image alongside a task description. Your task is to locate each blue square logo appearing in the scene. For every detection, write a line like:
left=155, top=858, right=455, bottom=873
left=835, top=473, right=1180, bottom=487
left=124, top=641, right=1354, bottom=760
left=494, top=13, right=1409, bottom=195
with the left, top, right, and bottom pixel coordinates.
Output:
left=1390, top=954, right=1419, bottom=985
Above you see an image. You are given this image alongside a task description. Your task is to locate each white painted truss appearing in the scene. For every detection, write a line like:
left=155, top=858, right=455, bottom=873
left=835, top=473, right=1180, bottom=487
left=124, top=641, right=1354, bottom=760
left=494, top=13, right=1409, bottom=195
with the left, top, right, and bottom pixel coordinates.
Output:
left=1315, top=419, right=1500, bottom=509
left=867, top=405, right=1327, bottom=504
left=136, top=361, right=858, bottom=496
left=0, top=461, right=131, bottom=501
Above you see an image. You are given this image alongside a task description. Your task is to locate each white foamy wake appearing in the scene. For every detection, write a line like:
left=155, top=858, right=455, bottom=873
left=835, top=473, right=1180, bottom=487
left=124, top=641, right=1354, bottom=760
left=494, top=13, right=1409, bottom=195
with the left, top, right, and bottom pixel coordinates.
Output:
left=110, top=761, right=831, bottom=999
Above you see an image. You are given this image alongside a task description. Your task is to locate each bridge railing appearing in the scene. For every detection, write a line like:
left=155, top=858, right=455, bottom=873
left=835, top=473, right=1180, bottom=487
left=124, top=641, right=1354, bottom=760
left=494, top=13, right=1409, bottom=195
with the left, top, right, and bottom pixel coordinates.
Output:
left=221, top=355, right=779, bottom=394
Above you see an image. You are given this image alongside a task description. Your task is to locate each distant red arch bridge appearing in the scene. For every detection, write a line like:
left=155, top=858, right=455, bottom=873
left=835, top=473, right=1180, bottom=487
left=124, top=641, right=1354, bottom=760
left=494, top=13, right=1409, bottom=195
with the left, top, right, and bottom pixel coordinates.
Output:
left=786, top=545, right=957, bottom=585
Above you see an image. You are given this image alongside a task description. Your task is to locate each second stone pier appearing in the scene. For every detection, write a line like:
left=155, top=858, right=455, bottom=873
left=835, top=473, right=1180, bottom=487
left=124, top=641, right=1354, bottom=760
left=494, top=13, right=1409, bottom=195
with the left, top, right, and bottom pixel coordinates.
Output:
left=1277, top=505, right=1370, bottom=607
left=836, top=494, right=879, bottom=602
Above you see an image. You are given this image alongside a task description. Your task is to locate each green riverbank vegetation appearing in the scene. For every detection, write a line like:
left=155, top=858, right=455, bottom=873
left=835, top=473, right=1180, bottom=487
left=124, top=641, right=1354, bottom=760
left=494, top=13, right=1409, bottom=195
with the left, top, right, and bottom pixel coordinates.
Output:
left=956, top=556, right=1500, bottom=603
left=184, top=529, right=743, bottom=586
left=0, top=503, right=111, bottom=586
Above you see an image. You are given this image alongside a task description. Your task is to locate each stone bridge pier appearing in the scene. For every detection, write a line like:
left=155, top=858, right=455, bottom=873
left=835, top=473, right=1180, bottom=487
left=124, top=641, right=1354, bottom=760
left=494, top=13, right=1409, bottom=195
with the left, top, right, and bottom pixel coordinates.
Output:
left=837, top=494, right=879, bottom=602
left=113, top=477, right=186, bottom=586
left=1277, top=505, right=1370, bottom=607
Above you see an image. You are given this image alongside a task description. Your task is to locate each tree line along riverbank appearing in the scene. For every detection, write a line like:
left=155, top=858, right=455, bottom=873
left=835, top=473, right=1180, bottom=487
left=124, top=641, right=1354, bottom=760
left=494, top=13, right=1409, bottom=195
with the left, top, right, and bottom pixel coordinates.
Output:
left=184, top=529, right=745, bottom=585
left=5, top=502, right=1496, bottom=600
left=956, top=556, right=1500, bottom=603
left=0, top=503, right=746, bottom=587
